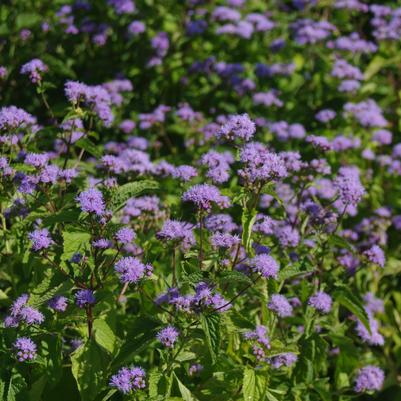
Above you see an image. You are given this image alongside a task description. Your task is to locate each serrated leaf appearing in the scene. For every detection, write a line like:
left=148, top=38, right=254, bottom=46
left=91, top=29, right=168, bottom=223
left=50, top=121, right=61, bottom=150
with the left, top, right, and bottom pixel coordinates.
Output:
left=148, top=370, right=162, bottom=398
left=278, top=259, right=315, bottom=281
left=174, top=374, right=199, bottom=401
left=333, top=287, right=370, bottom=332
left=75, top=138, right=102, bottom=159
left=71, top=341, right=109, bottom=401
left=93, top=319, right=116, bottom=354
left=241, top=208, right=257, bottom=255
left=111, top=181, right=159, bottom=212
left=220, top=271, right=253, bottom=285
left=200, top=313, right=221, bottom=364
left=63, top=230, right=91, bottom=261
left=243, top=367, right=256, bottom=401
left=328, top=234, right=354, bottom=253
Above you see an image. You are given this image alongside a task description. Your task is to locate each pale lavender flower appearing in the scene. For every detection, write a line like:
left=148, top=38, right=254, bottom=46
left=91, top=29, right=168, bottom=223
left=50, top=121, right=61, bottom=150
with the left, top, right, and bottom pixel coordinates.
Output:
left=268, top=294, right=293, bottom=317
left=156, top=220, right=195, bottom=250
left=20, top=59, right=48, bottom=83
left=14, top=337, right=37, bottom=361
left=354, top=366, right=384, bottom=393
left=75, top=289, right=96, bottom=308
left=249, top=254, right=279, bottom=278
left=114, top=257, right=152, bottom=283
left=48, top=296, right=68, bottom=312
left=269, top=352, right=298, bottom=368
left=172, top=165, right=198, bottom=182
left=217, top=114, right=255, bottom=142
left=115, top=227, right=136, bottom=244
left=110, top=366, right=146, bottom=393
left=363, top=245, right=385, bottom=267
left=76, top=188, right=105, bottom=215
left=28, top=228, right=53, bottom=251
left=182, top=184, right=230, bottom=210
left=156, top=325, right=179, bottom=348
left=210, top=232, right=240, bottom=249
left=308, top=291, right=332, bottom=313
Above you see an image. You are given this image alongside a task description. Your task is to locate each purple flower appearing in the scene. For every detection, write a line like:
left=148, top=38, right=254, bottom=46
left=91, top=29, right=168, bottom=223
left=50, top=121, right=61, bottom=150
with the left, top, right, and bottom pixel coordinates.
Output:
left=108, top=0, right=135, bottom=14
left=315, top=109, right=336, bottom=123
left=156, top=325, right=179, bottom=348
left=28, top=228, right=53, bottom=251
left=20, top=59, right=48, bottom=83
left=363, top=245, right=385, bottom=268
left=199, top=150, right=233, bottom=184
left=253, top=91, right=283, bottom=108
left=114, top=257, right=151, bottom=283
left=128, top=21, right=145, bottom=36
left=355, top=311, right=384, bottom=346
left=172, top=165, right=198, bottom=182
left=0, top=106, right=36, bottom=131
left=115, top=227, right=136, bottom=244
left=189, top=364, right=203, bottom=376
left=19, top=306, right=45, bottom=325
left=76, top=188, right=105, bottom=215
left=182, top=184, right=230, bottom=211
left=269, top=352, right=298, bottom=368
left=75, top=289, right=96, bottom=308
left=268, top=294, right=293, bottom=317
left=308, top=291, right=332, bottom=313
left=48, top=296, right=68, bottom=312
left=249, top=254, right=279, bottom=278
left=92, top=238, right=112, bottom=249
left=211, top=232, right=240, bottom=249
left=156, top=220, right=195, bottom=250
left=239, top=142, right=287, bottom=183
left=334, top=166, right=365, bottom=207
left=217, top=114, right=256, bottom=142
left=354, top=366, right=384, bottom=393
left=364, top=292, right=384, bottom=314
left=244, top=325, right=270, bottom=349
left=110, top=366, right=146, bottom=393
left=372, top=129, right=392, bottom=145
left=14, top=337, right=37, bottom=361
left=204, top=214, right=237, bottom=233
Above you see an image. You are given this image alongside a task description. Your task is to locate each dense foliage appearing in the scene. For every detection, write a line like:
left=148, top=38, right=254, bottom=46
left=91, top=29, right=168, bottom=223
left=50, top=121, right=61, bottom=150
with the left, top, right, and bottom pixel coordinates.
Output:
left=0, top=0, right=401, bottom=400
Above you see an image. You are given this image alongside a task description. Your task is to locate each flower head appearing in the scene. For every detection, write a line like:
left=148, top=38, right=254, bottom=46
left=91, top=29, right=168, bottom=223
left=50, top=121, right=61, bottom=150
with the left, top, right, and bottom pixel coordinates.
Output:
left=14, top=337, right=37, bottom=361
left=354, top=366, right=384, bottom=393
left=308, top=291, right=332, bottom=313
left=156, top=326, right=179, bottom=348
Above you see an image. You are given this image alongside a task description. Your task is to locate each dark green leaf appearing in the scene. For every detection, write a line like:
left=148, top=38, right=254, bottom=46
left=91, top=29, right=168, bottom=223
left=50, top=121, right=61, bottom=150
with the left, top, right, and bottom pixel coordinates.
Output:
left=200, top=313, right=221, bottom=364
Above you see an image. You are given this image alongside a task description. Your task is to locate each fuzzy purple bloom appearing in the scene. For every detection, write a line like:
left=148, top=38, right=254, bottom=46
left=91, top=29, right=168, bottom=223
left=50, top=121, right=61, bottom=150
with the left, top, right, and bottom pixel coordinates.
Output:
left=354, top=366, right=384, bottom=393
left=217, top=114, right=256, bottom=142
left=76, top=188, right=105, bottom=215
left=156, top=325, right=179, bottom=348
left=249, top=254, right=279, bottom=278
left=308, top=291, right=332, bottom=313
left=75, top=289, right=96, bottom=308
left=28, top=228, right=53, bottom=251
left=14, top=337, right=37, bottom=361
left=114, top=257, right=151, bottom=283
left=363, top=245, right=385, bottom=268
left=182, top=184, right=230, bottom=210
left=268, top=294, right=293, bottom=317
left=110, top=366, right=146, bottom=394
left=48, top=296, right=68, bottom=312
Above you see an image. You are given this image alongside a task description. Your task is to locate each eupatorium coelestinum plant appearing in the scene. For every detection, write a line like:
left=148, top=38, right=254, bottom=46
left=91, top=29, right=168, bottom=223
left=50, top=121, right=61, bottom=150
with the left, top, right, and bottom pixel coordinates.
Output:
left=0, top=0, right=400, bottom=400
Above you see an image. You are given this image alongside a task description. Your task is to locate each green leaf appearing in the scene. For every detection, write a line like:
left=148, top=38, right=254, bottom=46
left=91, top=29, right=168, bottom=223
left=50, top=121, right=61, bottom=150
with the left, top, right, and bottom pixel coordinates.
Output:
left=16, top=13, right=41, bottom=29
left=278, top=259, right=315, bottom=281
left=333, top=287, right=370, bottom=332
left=200, top=313, right=221, bottom=364
left=174, top=374, right=199, bottom=401
left=111, top=181, right=159, bottom=212
left=243, top=367, right=256, bottom=401
left=41, top=209, right=81, bottom=226
left=71, top=341, right=109, bottom=401
left=93, top=319, right=117, bottom=354
left=328, top=234, right=354, bottom=253
left=30, top=280, right=73, bottom=307
left=148, top=370, right=162, bottom=398
left=63, top=230, right=91, bottom=261
left=241, top=208, right=257, bottom=255
left=219, top=271, right=253, bottom=285
left=7, top=372, right=27, bottom=401
left=75, top=138, right=102, bottom=159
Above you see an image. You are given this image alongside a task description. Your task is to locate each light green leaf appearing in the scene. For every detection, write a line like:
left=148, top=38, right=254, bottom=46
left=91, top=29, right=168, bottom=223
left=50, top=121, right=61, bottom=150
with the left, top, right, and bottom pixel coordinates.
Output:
left=111, top=181, right=159, bottom=212
left=333, top=287, right=370, bottom=332
left=243, top=367, right=256, bottom=401
left=200, top=313, right=221, bottom=364
left=93, top=319, right=117, bottom=354
left=174, top=374, right=199, bottom=401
